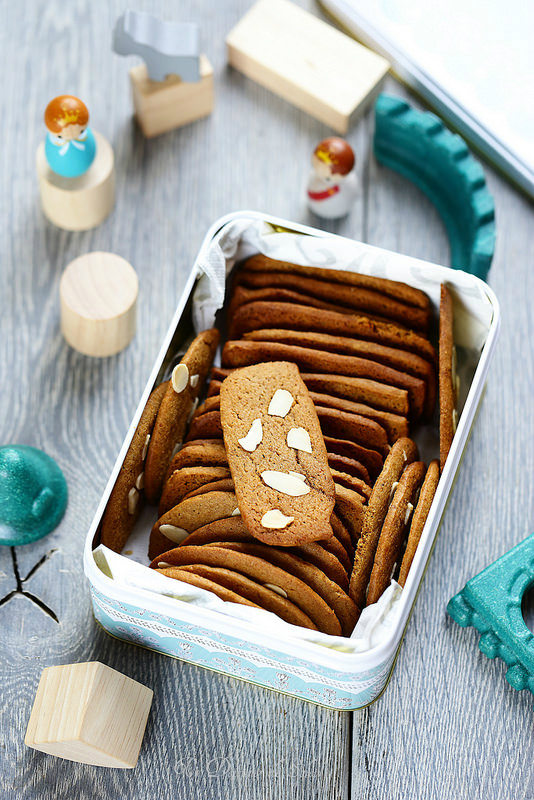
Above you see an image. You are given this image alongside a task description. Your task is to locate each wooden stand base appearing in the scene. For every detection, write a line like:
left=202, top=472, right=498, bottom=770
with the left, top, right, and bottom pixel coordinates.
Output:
left=129, top=54, right=214, bottom=137
left=25, top=662, right=153, bottom=768
left=36, top=131, right=115, bottom=231
left=60, top=252, right=138, bottom=357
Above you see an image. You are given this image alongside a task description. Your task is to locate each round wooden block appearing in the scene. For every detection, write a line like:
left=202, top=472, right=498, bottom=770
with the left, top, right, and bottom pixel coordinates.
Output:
left=60, top=252, right=138, bottom=357
left=36, top=130, right=115, bottom=231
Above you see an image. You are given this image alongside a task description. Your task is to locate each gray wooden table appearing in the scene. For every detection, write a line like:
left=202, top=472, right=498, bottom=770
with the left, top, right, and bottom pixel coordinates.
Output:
left=1, top=1, right=533, bottom=798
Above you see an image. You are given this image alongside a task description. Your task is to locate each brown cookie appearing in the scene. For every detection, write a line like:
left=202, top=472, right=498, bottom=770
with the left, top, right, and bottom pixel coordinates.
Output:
left=213, top=542, right=359, bottom=635
left=236, top=271, right=430, bottom=330
left=144, top=329, right=220, bottom=503
left=182, top=478, right=236, bottom=500
left=240, top=254, right=431, bottom=312
left=330, top=512, right=354, bottom=559
left=316, top=406, right=390, bottom=455
left=324, top=436, right=383, bottom=480
left=349, top=437, right=419, bottom=609
left=289, top=543, right=349, bottom=590
left=180, top=516, right=252, bottom=546
left=155, top=567, right=260, bottom=608
left=334, top=484, right=365, bottom=547
left=228, top=302, right=437, bottom=364
left=148, top=491, right=240, bottom=560
left=181, top=518, right=348, bottom=590
left=185, top=410, right=222, bottom=441
left=327, top=453, right=370, bottom=484
left=192, top=395, right=220, bottom=419
left=366, top=461, right=426, bottom=605
left=220, top=361, right=335, bottom=546
left=158, top=466, right=231, bottom=515
left=100, top=381, right=168, bottom=553
left=207, top=379, right=223, bottom=398
left=228, top=284, right=357, bottom=319
left=439, top=284, right=457, bottom=469
left=309, top=392, right=408, bottom=443
left=244, top=329, right=434, bottom=384
left=150, top=545, right=342, bottom=635
left=221, top=340, right=427, bottom=419
left=398, top=459, right=440, bottom=586
left=165, top=441, right=228, bottom=474
left=332, top=471, right=372, bottom=502
left=302, top=374, right=409, bottom=417
left=175, top=564, right=318, bottom=629
left=317, top=532, right=352, bottom=574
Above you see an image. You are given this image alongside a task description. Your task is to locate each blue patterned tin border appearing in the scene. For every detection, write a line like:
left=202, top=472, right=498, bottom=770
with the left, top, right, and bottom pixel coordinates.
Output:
left=90, top=587, right=394, bottom=710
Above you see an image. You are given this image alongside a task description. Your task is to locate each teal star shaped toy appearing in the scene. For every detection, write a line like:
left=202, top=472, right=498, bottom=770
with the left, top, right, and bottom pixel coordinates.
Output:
left=448, top=533, right=534, bottom=699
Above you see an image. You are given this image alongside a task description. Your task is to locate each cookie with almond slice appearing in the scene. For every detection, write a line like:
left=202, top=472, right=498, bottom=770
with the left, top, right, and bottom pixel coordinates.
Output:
left=349, top=437, right=419, bottom=609
left=144, top=328, right=219, bottom=504
left=398, top=459, right=440, bottom=586
left=366, top=460, right=426, bottom=605
left=100, top=380, right=168, bottom=553
left=220, top=361, right=335, bottom=546
left=150, top=545, right=342, bottom=635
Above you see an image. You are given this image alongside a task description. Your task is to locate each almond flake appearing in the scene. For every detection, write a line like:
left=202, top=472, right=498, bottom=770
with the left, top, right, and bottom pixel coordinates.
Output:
left=135, top=472, right=144, bottom=490
left=231, top=507, right=241, bottom=516
left=142, top=434, right=150, bottom=461
left=268, top=389, right=294, bottom=417
left=171, top=363, right=189, bottom=393
left=127, top=487, right=139, bottom=515
left=159, top=524, right=189, bottom=544
left=190, top=374, right=199, bottom=388
left=261, top=471, right=310, bottom=496
left=287, top=427, right=312, bottom=453
left=404, top=502, right=414, bottom=525
left=289, top=471, right=307, bottom=482
left=238, top=418, right=263, bottom=452
left=261, top=510, right=295, bottom=529
left=263, top=583, right=288, bottom=598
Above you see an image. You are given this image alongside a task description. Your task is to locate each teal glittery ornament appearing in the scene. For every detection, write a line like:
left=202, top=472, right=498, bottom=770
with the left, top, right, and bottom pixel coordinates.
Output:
left=0, top=445, right=68, bottom=546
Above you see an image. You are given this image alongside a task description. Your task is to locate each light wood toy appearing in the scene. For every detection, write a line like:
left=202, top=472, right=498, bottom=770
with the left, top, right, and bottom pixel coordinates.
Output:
left=36, top=96, right=115, bottom=231
left=60, top=252, right=138, bottom=358
left=25, top=662, right=153, bottom=768
left=113, top=11, right=213, bottom=138
left=129, top=55, right=214, bottom=138
left=226, top=0, right=389, bottom=134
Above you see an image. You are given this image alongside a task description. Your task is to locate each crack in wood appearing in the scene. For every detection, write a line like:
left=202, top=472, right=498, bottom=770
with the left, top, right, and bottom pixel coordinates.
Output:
left=0, top=547, right=60, bottom=622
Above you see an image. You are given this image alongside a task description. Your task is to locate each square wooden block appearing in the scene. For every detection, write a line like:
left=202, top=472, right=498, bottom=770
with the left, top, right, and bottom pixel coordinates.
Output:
left=226, top=0, right=389, bottom=133
left=130, top=54, right=214, bottom=137
left=25, top=662, right=153, bottom=768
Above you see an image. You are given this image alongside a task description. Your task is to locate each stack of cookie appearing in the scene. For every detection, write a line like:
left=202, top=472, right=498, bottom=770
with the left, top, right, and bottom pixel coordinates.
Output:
left=100, top=255, right=458, bottom=637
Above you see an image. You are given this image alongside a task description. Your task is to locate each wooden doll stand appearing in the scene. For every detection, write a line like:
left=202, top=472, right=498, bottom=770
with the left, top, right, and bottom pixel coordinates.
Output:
left=36, top=131, right=115, bottom=231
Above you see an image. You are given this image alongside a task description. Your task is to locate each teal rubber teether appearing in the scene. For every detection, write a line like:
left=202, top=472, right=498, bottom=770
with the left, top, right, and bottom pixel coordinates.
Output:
left=0, top=445, right=68, bottom=546
left=374, top=93, right=496, bottom=281
left=447, top=533, right=534, bottom=700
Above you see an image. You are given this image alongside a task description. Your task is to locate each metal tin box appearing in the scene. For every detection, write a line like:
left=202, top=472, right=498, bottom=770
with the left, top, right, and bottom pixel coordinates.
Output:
left=84, top=211, right=500, bottom=709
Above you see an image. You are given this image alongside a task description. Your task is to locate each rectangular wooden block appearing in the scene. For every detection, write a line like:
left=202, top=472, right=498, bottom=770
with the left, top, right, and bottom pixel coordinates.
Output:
left=226, top=0, right=389, bottom=133
left=25, top=662, right=153, bottom=768
left=130, top=54, right=214, bottom=138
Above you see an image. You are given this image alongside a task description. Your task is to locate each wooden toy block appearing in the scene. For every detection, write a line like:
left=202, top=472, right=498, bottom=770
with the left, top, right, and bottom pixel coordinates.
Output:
left=129, top=54, right=213, bottom=138
left=25, top=662, right=153, bottom=768
left=36, top=131, right=115, bottom=231
left=60, top=252, right=138, bottom=358
left=226, top=0, right=389, bottom=134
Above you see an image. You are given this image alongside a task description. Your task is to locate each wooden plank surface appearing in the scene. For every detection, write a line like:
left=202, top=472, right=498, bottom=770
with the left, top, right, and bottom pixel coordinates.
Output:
left=0, top=1, right=532, bottom=798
